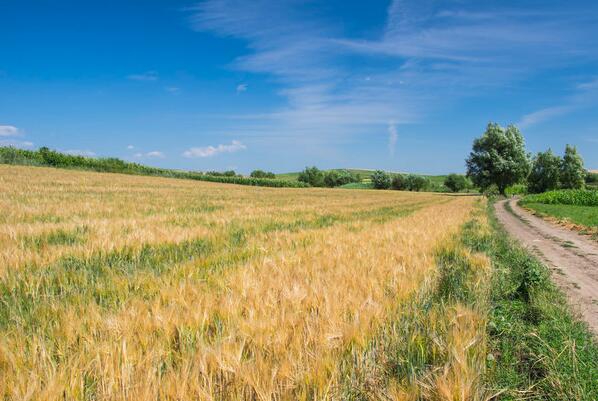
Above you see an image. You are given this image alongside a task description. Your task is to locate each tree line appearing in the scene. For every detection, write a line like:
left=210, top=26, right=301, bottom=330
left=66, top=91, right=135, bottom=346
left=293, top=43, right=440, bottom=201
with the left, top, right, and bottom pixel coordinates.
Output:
left=0, top=146, right=308, bottom=188
left=465, top=122, right=591, bottom=195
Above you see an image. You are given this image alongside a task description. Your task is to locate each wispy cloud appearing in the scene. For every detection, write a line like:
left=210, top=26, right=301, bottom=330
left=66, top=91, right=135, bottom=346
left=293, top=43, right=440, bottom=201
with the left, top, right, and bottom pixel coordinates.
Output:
left=189, top=0, right=598, bottom=153
left=183, top=140, right=246, bottom=158
left=0, top=125, right=21, bottom=137
left=134, top=151, right=165, bottom=158
left=518, top=106, right=573, bottom=129
left=518, top=77, right=598, bottom=128
left=127, top=71, right=159, bottom=81
left=236, top=83, right=248, bottom=93
left=165, top=86, right=180, bottom=93
left=388, top=121, right=398, bottom=156
left=127, top=144, right=135, bottom=149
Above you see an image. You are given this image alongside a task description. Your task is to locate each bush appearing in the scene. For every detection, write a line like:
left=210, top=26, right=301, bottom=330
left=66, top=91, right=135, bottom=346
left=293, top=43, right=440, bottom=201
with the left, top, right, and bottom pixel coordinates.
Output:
left=522, top=189, right=598, bottom=206
left=527, top=149, right=561, bottom=193
left=505, top=184, right=527, bottom=197
left=391, top=174, right=407, bottom=190
left=297, top=166, right=325, bottom=187
left=405, top=174, right=430, bottom=192
left=560, top=145, right=586, bottom=189
left=443, top=174, right=470, bottom=193
left=371, top=170, right=391, bottom=189
left=482, top=184, right=500, bottom=198
left=250, top=169, right=276, bottom=179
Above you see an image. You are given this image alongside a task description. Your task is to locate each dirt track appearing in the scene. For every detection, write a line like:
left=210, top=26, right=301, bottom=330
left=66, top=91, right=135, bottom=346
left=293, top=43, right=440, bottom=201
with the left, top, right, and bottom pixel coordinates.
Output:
left=494, top=198, right=598, bottom=335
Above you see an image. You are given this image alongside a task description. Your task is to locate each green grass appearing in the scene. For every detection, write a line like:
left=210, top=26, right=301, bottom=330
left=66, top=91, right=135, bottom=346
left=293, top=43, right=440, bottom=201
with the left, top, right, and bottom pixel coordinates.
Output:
left=521, top=202, right=598, bottom=228
left=339, top=182, right=373, bottom=189
left=469, top=201, right=598, bottom=400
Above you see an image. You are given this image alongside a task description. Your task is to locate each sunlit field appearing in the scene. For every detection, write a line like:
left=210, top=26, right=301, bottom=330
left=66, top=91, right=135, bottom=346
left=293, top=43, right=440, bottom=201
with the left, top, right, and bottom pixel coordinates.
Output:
left=0, top=165, right=487, bottom=400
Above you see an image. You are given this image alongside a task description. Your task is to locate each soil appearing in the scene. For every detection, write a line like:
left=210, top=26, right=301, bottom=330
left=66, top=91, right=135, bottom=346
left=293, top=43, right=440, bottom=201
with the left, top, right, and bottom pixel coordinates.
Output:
left=495, top=198, right=598, bottom=335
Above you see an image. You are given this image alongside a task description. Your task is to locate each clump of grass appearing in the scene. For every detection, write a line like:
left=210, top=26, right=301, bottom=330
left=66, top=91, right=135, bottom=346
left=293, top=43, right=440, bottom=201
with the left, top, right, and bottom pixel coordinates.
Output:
left=21, top=226, right=89, bottom=249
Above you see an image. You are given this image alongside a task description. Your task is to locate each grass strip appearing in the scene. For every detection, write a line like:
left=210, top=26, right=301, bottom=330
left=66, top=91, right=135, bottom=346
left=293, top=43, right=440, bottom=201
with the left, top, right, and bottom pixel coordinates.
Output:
left=472, top=201, right=598, bottom=400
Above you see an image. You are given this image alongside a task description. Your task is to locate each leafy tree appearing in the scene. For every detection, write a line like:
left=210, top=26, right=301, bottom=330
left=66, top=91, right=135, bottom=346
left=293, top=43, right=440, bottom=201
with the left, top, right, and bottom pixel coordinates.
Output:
left=444, top=174, right=470, bottom=193
left=560, top=145, right=585, bottom=189
left=371, top=170, right=391, bottom=189
left=336, top=170, right=360, bottom=186
left=527, top=149, right=561, bottom=193
left=250, top=169, right=276, bottom=179
left=466, top=123, right=530, bottom=195
left=405, top=174, right=430, bottom=192
left=298, top=166, right=325, bottom=187
left=324, top=170, right=341, bottom=187
left=391, top=174, right=407, bottom=190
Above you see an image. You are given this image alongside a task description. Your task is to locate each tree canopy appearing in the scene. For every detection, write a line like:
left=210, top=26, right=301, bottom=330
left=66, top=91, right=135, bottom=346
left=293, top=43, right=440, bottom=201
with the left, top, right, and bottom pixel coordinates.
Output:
left=466, top=123, right=530, bottom=195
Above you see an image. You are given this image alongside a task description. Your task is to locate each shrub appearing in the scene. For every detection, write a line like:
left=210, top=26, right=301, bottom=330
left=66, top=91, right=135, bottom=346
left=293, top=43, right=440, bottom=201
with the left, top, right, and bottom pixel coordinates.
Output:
left=443, top=174, right=470, bottom=193
left=250, top=169, right=276, bottom=179
left=391, top=174, right=407, bottom=190
left=370, top=170, right=391, bottom=189
left=405, top=174, right=430, bottom=192
left=297, top=166, right=325, bottom=187
left=560, top=145, right=585, bottom=189
left=527, top=149, right=561, bottom=193
left=505, top=184, right=527, bottom=197
left=323, top=170, right=341, bottom=188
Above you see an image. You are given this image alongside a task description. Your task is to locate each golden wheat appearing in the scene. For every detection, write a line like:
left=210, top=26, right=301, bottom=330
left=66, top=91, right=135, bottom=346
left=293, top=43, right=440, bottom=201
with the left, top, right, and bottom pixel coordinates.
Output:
left=0, top=165, right=487, bottom=400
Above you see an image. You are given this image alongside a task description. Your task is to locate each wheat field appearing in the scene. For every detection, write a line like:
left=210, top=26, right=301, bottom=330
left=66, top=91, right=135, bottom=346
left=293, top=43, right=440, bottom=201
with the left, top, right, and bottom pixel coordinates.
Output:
left=0, top=165, right=489, bottom=400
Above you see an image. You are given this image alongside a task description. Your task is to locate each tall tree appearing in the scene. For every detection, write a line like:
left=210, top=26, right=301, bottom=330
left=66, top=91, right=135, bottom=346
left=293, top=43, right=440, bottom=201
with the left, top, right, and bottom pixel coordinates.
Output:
left=560, top=144, right=585, bottom=189
left=528, top=149, right=561, bottom=193
left=466, top=123, right=530, bottom=195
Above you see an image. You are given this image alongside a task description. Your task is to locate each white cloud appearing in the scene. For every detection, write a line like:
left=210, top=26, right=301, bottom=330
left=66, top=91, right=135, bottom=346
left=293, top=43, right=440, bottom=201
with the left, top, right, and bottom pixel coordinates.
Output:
left=518, top=76, right=598, bottom=128
left=145, top=151, right=165, bottom=158
left=183, top=140, right=246, bottom=158
left=0, top=125, right=21, bottom=137
left=388, top=121, right=398, bottom=156
left=127, top=145, right=135, bottom=149
left=64, top=149, right=96, bottom=157
left=127, top=71, right=159, bottom=81
left=236, top=83, right=248, bottom=93
left=165, top=86, right=180, bottom=93
left=577, top=78, right=598, bottom=91
left=0, top=139, right=33, bottom=148
left=517, top=106, right=573, bottom=129
left=134, top=151, right=165, bottom=158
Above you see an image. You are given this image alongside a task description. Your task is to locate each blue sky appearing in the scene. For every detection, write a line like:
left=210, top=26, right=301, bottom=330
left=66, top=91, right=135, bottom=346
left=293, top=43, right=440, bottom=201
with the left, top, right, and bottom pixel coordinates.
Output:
left=1, top=0, right=597, bottom=174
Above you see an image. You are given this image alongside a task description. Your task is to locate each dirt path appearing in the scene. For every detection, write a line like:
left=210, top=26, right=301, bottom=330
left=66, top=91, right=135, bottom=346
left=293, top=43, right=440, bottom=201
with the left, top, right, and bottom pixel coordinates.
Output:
left=494, top=198, right=598, bottom=335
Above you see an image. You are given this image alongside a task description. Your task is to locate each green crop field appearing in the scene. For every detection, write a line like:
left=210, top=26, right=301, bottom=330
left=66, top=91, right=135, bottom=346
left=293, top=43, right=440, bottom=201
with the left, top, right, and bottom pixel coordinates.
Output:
left=520, top=189, right=598, bottom=231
